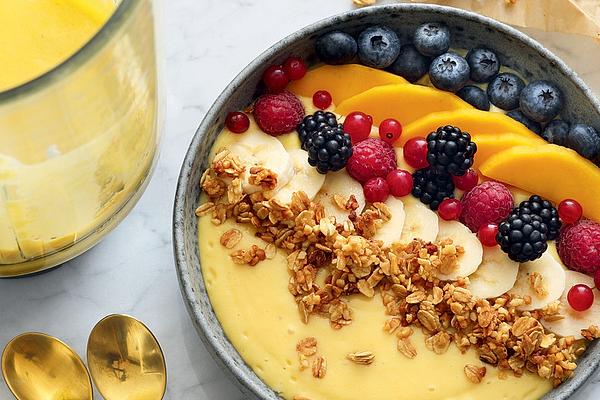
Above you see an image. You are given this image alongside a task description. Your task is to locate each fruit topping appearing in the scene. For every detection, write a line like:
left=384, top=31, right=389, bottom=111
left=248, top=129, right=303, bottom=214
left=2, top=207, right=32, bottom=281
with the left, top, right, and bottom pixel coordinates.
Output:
left=346, top=138, right=397, bottom=183
left=262, top=65, right=289, bottom=93
left=387, top=44, right=431, bottom=83
left=254, top=91, right=305, bottom=136
left=297, top=111, right=340, bottom=150
left=557, top=219, right=600, bottom=275
left=343, top=111, right=372, bottom=143
left=565, top=123, right=600, bottom=160
left=542, top=120, right=569, bottom=146
left=357, top=25, right=401, bottom=69
left=471, top=132, right=545, bottom=170
left=363, top=176, right=390, bottom=203
left=567, top=284, right=594, bottom=312
left=386, top=169, right=413, bottom=197
left=438, top=198, right=462, bottom=221
left=273, top=149, right=325, bottom=204
left=282, top=57, right=307, bottom=81
left=519, top=80, right=563, bottom=123
left=315, top=31, right=357, bottom=65
left=558, top=199, right=583, bottom=224
left=314, top=170, right=366, bottom=224
left=468, top=246, right=519, bottom=299
left=305, top=125, right=353, bottom=174
left=452, top=168, right=478, bottom=192
left=478, top=223, right=499, bottom=247
left=426, top=125, right=477, bottom=176
left=312, top=90, right=332, bottom=110
left=403, top=137, right=429, bottom=169
left=373, top=197, right=406, bottom=246
left=435, top=219, right=483, bottom=280
left=378, top=118, right=402, bottom=144
left=497, top=210, right=548, bottom=263
left=456, top=85, right=490, bottom=111
left=506, top=110, right=542, bottom=135
left=516, top=195, right=561, bottom=240
left=487, top=73, right=525, bottom=111
left=595, top=270, right=600, bottom=291
left=429, top=52, right=470, bottom=92
left=413, top=22, right=450, bottom=57
left=411, top=167, right=455, bottom=210
left=460, top=181, right=514, bottom=232
left=225, top=111, right=250, bottom=133
left=465, top=47, right=500, bottom=83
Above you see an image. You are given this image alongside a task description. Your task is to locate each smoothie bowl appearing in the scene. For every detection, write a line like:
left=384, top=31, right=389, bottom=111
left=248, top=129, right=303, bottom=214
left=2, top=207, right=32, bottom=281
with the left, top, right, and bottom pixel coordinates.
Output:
left=174, top=4, right=600, bottom=400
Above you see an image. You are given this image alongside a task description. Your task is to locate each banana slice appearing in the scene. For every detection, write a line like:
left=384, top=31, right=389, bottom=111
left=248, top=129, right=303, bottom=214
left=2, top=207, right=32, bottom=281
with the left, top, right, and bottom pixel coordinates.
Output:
left=314, top=170, right=365, bottom=223
left=272, top=149, right=325, bottom=204
left=227, top=130, right=294, bottom=194
left=399, top=196, right=439, bottom=243
left=436, top=220, right=483, bottom=281
left=508, top=251, right=566, bottom=311
left=373, top=197, right=406, bottom=246
left=468, top=246, right=519, bottom=299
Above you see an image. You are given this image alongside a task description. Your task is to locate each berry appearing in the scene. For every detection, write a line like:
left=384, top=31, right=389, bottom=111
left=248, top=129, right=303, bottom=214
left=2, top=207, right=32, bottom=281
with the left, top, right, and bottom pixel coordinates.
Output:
left=567, top=284, right=594, bottom=312
left=516, top=195, right=561, bottom=240
left=520, top=80, right=563, bottom=123
left=282, top=57, right=307, bottom=81
left=357, top=25, right=401, bottom=69
left=386, top=169, right=413, bottom=197
left=297, top=111, right=340, bottom=150
left=456, top=85, right=490, bottom=111
left=497, top=211, right=548, bottom=262
left=413, top=22, right=450, bottom=57
left=557, top=219, right=600, bottom=275
left=452, top=169, right=478, bottom=192
left=438, top=198, right=462, bottom=220
left=313, top=90, right=332, bottom=110
left=426, top=125, right=477, bottom=176
left=594, top=270, right=600, bottom=291
left=305, top=125, right=353, bottom=174
left=565, top=123, right=600, bottom=160
left=346, top=138, right=397, bottom=183
left=254, top=91, right=305, bottom=136
left=429, top=52, right=470, bottom=92
left=379, top=118, right=402, bottom=144
left=487, top=73, right=525, bottom=110
left=558, top=199, right=583, bottom=224
left=478, top=223, right=499, bottom=247
left=262, top=65, right=289, bottom=93
left=507, top=110, right=541, bottom=135
left=363, top=177, right=390, bottom=203
left=403, top=137, right=429, bottom=169
left=315, top=31, right=357, bottom=65
left=542, top=120, right=569, bottom=145
left=412, top=168, right=455, bottom=210
left=343, top=111, right=372, bottom=144
left=387, top=44, right=431, bottom=83
left=225, top=111, right=250, bottom=133
left=460, top=181, right=514, bottom=232
left=466, top=47, right=500, bottom=83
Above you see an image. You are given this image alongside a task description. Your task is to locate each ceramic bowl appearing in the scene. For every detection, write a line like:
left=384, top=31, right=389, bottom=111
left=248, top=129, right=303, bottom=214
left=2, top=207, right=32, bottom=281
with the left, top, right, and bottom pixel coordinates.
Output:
left=173, top=4, right=600, bottom=399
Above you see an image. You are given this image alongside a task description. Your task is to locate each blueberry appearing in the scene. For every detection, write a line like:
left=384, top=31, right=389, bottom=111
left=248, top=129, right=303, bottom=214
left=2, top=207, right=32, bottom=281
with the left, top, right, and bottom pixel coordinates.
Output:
left=519, top=80, right=563, bottom=123
left=487, top=73, right=525, bottom=110
left=507, top=110, right=542, bottom=135
left=357, top=25, right=401, bottom=69
left=466, top=47, right=500, bottom=83
left=456, top=85, right=490, bottom=111
left=387, top=44, right=431, bottom=83
left=413, top=22, right=450, bottom=57
left=315, top=31, right=357, bottom=65
left=541, top=120, right=569, bottom=145
left=565, top=123, right=600, bottom=159
left=429, top=52, right=469, bottom=92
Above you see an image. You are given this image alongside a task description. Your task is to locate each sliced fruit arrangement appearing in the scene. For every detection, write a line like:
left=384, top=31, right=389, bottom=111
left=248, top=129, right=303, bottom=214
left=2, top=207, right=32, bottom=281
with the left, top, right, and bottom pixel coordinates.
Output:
left=436, top=219, right=483, bottom=280
left=313, top=169, right=365, bottom=224
left=468, top=246, right=519, bottom=299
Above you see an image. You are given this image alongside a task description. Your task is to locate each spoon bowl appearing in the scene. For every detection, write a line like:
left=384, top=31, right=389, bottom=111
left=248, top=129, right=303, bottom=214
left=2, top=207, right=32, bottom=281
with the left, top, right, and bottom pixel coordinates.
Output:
left=2, top=332, right=93, bottom=400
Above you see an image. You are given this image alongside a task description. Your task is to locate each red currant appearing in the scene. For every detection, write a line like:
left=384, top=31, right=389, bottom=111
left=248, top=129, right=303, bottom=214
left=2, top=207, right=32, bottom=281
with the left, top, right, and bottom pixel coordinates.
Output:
left=225, top=111, right=250, bottom=133
left=478, top=223, right=499, bottom=247
left=558, top=198, right=583, bottom=224
left=403, top=137, right=429, bottom=169
left=262, top=65, right=289, bottom=92
left=282, top=57, right=307, bottom=81
left=595, top=270, right=600, bottom=291
left=567, top=284, right=594, bottom=312
left=313, top=90, right=332, bottom=110
left=452, top=169, right=479, bottom=192
left=438, top=199, right=462, bottom=221
left=378, top=118, right=403, bottom=145
left=343, top=111, right=373, bottom=143
left=363, top=177, right=389, bottom=203
left=386, top=169, right=413, bottom=197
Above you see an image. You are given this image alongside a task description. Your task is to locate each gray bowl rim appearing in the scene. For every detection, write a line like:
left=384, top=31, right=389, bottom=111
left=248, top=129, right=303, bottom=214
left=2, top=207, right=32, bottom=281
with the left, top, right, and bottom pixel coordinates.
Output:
left=173, top=4, right=600, bottom=399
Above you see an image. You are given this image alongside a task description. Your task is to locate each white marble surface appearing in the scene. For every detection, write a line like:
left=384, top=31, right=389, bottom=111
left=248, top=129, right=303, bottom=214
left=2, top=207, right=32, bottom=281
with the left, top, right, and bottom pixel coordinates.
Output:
left=1, top=1, right=600, bottom=399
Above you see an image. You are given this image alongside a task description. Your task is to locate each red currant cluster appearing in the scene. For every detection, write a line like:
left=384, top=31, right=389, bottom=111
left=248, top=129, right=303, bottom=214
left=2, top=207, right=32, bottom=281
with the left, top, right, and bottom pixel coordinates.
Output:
left=262, top=57, right=308, bottom=92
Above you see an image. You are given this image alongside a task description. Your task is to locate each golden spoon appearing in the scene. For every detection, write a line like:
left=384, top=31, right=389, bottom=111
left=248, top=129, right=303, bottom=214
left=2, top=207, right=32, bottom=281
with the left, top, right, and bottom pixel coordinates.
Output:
left=87, top=314, right=166, bottom=400
left=2, top=332, right=93, bottom=400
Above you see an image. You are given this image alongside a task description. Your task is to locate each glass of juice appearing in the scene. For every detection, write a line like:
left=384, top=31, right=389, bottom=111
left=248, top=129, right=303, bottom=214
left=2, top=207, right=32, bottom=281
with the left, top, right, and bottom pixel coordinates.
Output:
left=0, top=0, right=162, bottom=276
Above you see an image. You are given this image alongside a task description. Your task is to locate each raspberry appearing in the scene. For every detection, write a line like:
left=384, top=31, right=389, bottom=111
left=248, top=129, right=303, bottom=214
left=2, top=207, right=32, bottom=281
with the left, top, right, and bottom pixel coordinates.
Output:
left=346, top=138, right=397, bottom=183
left=460, top=181, right=514, bottom=232
left=557, top=220, right=600, bottom=275
left=363, top=177, right=389, bottom=203
left=254, top=91, right=305, bottom=136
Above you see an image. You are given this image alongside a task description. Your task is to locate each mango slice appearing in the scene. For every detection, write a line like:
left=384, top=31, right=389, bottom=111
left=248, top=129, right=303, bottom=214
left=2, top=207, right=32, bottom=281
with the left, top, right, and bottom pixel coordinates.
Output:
left=336, top=84, right=472, bottom=126
left=471, top=133, right=545, bottom=169
left=287, top=64, right=407, bottom=105
left=400, top=109, right=540, bottom=146
left=479, top=144, right=600, bottom=223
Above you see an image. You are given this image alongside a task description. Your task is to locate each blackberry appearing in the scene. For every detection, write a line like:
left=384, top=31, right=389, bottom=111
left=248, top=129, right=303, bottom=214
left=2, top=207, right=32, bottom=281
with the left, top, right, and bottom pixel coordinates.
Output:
left=305, top=125, right=353, bottom=174
left=297, top=111, right=340, bottom=150
left=426, top=125, right=477, bottom=176
left=516, top=195, right=561, bottom=240
left=411, top=167, right=455, bottom=210
left=497, top=211, right=548, bottom=262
